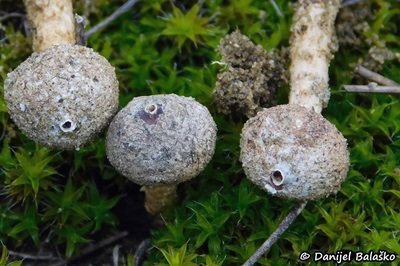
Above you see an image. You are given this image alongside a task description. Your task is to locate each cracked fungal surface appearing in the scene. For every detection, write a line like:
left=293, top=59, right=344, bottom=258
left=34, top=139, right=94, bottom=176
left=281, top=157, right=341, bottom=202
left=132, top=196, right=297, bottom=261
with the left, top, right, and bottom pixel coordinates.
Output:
left=213, top=30, right=287, bottom=119
left=4, top=44, right=119, bottom=150
left=240, top=104, right=349, bottom=200
left=106, top=94, right=217, bottom=186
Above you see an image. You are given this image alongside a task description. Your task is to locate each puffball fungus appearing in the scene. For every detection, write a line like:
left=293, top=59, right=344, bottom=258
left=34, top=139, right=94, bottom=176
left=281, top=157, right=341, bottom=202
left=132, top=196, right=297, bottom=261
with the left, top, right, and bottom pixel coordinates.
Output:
left=106, top=94, right=217, bottom=214
left=4, top=44, right=119, bottom=150
left=106, top=94, right=217, bottom=185
left=240, top=104, right=349, bottom=200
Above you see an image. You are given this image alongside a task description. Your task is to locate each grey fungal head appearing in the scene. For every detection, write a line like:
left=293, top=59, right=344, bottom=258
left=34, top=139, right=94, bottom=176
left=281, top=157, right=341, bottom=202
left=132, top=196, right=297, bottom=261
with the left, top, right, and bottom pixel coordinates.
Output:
left=4, top=44, right=119, bottom=150
left=106, top=94, right=217, bottom=186
left=240, top=104, right=349, bottom=200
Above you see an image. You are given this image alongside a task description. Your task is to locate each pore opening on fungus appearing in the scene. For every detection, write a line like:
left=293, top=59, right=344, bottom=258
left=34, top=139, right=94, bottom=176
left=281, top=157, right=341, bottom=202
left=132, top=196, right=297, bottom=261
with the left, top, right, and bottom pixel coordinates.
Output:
left=145, top=104, right=157, bottom=114
left=59, top=119, right=76, bottom=133
left=271, top=170, right=284, bottom=186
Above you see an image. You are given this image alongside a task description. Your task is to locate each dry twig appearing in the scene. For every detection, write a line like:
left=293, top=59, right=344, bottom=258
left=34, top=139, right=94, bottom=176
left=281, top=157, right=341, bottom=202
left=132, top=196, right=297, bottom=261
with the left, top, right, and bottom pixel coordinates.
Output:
left=134, top=238, right=152, bottom=266
left=344, top=84, right=400, bottom=94
left=269, top=0, right=283, bottom=18
left=51, top=231, right=129, bottom=266
left=85, top=0, right=140, bottom=38
left=112, top=245, right=121, bottom=266
left=74, top=14, right=86, bottom=46
left=356, top=65, right=399, bottom=86
left=242, top=201, right=307, bottom=266
left=0, top=12, right=25, bottom=21
left=8, top=250, right=58, bottom=261
left=341, top=0, right=363, bottom=7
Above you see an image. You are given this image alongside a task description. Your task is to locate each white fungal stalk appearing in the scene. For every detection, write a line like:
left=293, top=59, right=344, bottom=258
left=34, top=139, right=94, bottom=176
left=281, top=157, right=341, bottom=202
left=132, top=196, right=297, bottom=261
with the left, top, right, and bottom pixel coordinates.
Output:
left=289, top=0, right=341, bottom=113
left=140, top=185, right=178, bottom=215
left=24, top=0, right=76, bottom=51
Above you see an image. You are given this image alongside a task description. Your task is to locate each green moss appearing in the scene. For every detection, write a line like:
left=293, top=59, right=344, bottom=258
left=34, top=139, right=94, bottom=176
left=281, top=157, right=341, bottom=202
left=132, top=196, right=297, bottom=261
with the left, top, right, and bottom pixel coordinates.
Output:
left=0, top=244, right=22, bottom=266
left=1, top=0, right=400, bottom=264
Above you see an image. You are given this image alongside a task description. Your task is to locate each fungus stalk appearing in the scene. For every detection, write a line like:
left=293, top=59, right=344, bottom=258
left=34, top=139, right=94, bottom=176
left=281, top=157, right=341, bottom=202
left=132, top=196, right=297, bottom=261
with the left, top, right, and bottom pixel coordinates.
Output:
left=140, top=185, right=177, bottom=215
left=241, top=1, right=346, bottom=264
left=289, top=0, right=341, bottom=113
left=24, top=0, right=76, bottom=52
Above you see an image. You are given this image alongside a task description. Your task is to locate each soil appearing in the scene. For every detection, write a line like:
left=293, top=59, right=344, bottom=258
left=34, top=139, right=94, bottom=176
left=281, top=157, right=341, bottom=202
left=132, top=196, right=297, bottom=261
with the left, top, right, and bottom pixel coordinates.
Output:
left=212, top=30, right=287, bottom=120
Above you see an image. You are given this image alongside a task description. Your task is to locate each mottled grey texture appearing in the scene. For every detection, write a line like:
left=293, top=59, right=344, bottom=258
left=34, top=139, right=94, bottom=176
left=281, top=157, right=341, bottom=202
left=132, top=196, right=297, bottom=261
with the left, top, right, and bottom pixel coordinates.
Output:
left=336, top=1, right=371, bottom=47
left=4, top=44, right=119, bottom=150
left=240, top=104, right=349, bottom=200
left=213, top=30, right=287, bottom=119
left=106, top=94, right=217, bottom=186
left=360, top=46, right=398, bottom=72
